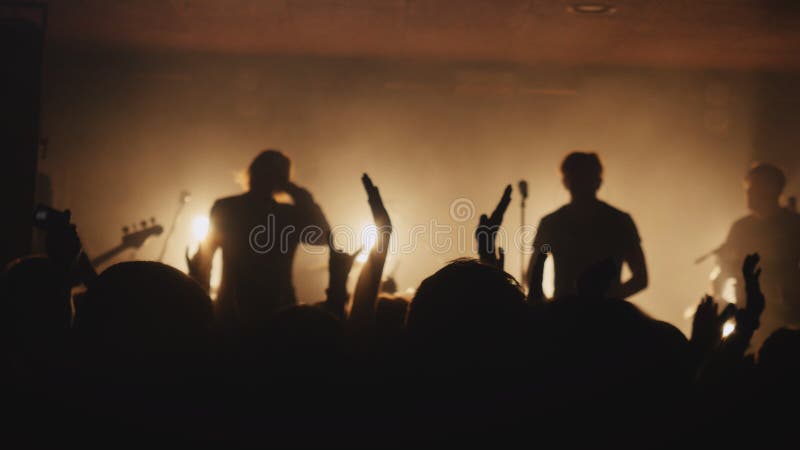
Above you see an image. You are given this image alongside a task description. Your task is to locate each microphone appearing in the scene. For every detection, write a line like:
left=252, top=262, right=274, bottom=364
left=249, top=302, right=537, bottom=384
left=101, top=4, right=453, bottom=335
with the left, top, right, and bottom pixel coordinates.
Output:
left=518, top=180, right=528, bottom=200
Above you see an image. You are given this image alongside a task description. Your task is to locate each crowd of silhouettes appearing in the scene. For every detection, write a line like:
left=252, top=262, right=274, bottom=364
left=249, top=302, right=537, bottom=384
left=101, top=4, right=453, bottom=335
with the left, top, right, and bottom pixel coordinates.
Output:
left=2, top=150, right=799, bottom=448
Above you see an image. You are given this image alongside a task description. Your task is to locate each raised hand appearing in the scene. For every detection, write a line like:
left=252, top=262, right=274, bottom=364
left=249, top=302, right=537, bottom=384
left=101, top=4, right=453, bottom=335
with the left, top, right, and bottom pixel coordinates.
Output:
left=185, top=246, right=210, bottom=291
left=328, top=244, right=361, bottom=290
left=476, top=184, right=512, bottom=269
left=350, top=174, right=393, bottom=332
left=362, top=173, right=391, bottom=230
left=742, top=252, right=761, bottom=282
left=325, top=243, right=361, bottom=319
left=691, top=294, right=736, bottom=353
left=741, top=252, right=765, bottom=327
left=695, top=255, right=767, bottom=381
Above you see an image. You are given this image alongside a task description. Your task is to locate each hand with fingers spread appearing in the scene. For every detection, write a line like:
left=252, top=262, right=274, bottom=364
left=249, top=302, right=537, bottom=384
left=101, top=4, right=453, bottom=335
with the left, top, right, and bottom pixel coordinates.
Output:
left=476, top=184, right=512, bottom=269
left=696, top=255, right=768, bottom=383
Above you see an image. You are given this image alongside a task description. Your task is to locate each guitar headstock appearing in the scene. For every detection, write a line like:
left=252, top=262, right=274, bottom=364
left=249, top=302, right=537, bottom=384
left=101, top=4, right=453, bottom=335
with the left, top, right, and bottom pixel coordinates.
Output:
left=121, top=217, right=164, bottom=249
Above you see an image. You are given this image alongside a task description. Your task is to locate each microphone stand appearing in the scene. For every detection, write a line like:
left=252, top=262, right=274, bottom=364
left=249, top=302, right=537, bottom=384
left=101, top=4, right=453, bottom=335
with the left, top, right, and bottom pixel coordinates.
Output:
left=158, top=190, right=190, bottom=262
left=519, top=186, right=527, bottom=283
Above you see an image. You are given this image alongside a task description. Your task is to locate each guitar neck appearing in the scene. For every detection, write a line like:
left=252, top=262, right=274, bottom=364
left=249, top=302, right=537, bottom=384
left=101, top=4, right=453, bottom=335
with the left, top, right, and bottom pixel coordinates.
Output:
left=90, top=244, right=129, bottom=267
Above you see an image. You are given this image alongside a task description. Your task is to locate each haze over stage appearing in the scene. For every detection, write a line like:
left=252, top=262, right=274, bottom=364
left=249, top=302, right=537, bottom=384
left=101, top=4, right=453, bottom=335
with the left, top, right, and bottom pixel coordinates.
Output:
left=2, top=2, right=800, bottom=446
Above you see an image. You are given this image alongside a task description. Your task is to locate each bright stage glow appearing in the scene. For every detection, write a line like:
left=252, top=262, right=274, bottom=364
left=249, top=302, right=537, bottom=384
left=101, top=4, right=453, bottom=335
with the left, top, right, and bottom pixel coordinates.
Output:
left=192, top=215, right=210, bottom=242
left=720, top=278, right=737, bottom=304
left=722, top=319, right=736, bottom=338
left=355, top=224, right=378, bottom=263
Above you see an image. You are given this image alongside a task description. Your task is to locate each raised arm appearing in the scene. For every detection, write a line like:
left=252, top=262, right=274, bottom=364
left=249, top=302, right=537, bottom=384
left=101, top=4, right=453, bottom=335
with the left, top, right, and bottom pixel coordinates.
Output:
left=723, top=253, right=765, bottom=355
left=476, top=185, right=512, bottom=270
left=696, top=254, right=765, bottom=385
left=348, top=174, right=392, bottom=334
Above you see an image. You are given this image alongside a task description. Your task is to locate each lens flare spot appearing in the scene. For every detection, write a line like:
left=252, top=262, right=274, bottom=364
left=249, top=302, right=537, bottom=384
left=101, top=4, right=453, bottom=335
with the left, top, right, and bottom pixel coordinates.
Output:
left=362, top=224, right=377, bottom=251
left=354, top=224, right=378, bottom=264
left=722, top=319, right=736, bottom=338
left=192, top=215, right=210, bottom=242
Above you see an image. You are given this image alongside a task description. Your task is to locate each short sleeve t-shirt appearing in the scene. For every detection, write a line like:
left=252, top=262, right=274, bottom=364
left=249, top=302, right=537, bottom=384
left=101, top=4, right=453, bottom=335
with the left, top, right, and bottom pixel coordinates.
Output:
left=719, top=209, right=800, bottom=323
left=533, top=200, right=641, bottom=298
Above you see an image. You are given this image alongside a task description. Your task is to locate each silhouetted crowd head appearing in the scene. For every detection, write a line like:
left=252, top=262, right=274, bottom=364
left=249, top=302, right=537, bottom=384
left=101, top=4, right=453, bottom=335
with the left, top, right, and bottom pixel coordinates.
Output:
left=2, top=164, right=798, bottom=448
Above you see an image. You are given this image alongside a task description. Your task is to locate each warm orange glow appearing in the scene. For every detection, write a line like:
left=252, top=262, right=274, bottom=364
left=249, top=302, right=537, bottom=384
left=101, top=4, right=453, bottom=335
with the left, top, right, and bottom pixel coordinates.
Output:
left=192, top=215, right=210, bottom=242
left=355, top=225, right=378, bottom=263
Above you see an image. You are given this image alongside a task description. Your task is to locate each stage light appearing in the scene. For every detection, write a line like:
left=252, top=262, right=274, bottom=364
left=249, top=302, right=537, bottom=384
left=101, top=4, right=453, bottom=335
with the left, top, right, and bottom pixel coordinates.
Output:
left=708, top=265, right=721, bottom=281
left=355, top=224, right=378, bottom=264
left=567, top=3, right=616, bottom=15
left=722, top=319, right=736, bottom=338
left=192, top=215, right=210, bottom=242
left=721, top=279, right=737, bottom=304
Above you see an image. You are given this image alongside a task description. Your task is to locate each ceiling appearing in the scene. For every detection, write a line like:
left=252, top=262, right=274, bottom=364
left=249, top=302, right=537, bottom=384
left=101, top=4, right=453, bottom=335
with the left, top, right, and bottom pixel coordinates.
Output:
left=19, top=0, right=800, bottom=69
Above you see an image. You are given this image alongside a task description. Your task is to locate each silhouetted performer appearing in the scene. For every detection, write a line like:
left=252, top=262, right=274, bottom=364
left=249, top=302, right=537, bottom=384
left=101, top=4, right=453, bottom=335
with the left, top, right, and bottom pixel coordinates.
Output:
left=527, top=152, right=648, bottom=302
left=713, top=163, right=800, bottom=345
left=191, top=150, right=330, bottom=328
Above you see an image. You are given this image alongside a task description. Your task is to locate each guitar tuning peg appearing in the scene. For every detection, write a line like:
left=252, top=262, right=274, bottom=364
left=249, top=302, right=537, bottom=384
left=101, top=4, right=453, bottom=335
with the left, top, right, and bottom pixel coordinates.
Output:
left=150, top=217, right=155, bottom=224
left=132, top=223, right=138, bottom=231
left=140, top=220, right=147, bottom=228
left=122, top=226, right=129, bottom=234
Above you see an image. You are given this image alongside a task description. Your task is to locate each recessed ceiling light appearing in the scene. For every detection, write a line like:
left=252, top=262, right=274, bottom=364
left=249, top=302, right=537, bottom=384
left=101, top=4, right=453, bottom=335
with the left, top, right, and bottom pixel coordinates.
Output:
left=567, top=3, right=616, bottom=15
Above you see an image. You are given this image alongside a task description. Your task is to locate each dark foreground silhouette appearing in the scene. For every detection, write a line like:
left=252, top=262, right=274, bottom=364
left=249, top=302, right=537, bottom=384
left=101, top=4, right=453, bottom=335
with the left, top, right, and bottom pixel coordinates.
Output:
left=3, top=156, right=798, bottom=448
